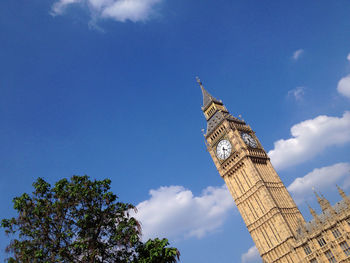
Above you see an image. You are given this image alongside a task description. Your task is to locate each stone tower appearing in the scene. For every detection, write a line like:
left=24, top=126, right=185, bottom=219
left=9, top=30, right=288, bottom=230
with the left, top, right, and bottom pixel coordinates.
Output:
left=198, top=79, right=305, bottom=262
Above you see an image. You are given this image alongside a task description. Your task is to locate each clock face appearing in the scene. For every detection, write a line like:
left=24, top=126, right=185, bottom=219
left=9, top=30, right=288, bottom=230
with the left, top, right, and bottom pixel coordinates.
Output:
left=216, top=139, right=232, bottom=160
left=241, top=133, right=257, bottom=148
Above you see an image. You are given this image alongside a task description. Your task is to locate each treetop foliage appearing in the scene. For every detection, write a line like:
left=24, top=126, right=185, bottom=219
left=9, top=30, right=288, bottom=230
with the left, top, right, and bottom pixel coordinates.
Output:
left=2, top=175, right=180, bottom=263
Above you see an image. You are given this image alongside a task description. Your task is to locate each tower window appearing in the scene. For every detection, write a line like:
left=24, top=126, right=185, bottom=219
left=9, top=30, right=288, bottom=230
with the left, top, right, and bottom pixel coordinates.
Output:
left=340, top=241, right=350, bottom=256
left=309, top=259, right=317, bottom=263
left=303, top=245, right=312, bottom=255
left=324, top=250, right=337, bottom=263
left=206, top=105, right=217, bottom=119
left=331, top=228, right=341, bottom=239
left=317, top=237, right=327, bottom=247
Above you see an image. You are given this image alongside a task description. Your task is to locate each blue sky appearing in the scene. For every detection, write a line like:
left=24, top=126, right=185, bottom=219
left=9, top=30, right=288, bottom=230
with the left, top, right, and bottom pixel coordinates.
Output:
left=1, top=0, right=350, bottom=262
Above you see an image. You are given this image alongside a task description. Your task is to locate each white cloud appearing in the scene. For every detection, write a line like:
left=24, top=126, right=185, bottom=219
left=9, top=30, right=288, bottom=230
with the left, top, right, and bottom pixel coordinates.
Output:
left=102, top=0, right=161, bottom=22
left=337, top=74, right=350, bottom=99
left=268, top=111, right=350, bottom=170
left=51, top=0, right=81, bottom=15
left=288, top=86, right=305, bottom=101
left=287, top=163, right=350, bottom=204
left=292, top=49, right=304, bottom=60
left=347, top=53, right=350, bottom=62
left=343, top=176, right=350, bottom=190
left=51, top=0, right=163, bottom=23
left=241, top=246, right=260, bottom=263
left=133, top=185, right=234, bottom=240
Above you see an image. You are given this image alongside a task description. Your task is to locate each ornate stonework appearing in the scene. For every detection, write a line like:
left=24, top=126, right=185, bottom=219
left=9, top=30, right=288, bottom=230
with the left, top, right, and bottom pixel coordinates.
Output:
left=198, top=80, right=350, bottom=263
left=293, top=190, right=350, bottom=263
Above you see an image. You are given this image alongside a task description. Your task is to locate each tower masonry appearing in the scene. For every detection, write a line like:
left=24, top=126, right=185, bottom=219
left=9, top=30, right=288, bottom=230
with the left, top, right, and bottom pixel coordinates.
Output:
left=198, top=79, right=350, bottom=263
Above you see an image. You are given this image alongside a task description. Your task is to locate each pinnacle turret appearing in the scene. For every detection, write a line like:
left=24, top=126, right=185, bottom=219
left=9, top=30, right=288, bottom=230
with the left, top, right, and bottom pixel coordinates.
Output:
left=308, top=204, right=317, bottom=219
left=337, top=185, right=350, bottom=206
left=312, top=190, right=332, bottom=212
left=307, top=203, right=322, bottom=224
left=337, top=185, right=347, bottom=199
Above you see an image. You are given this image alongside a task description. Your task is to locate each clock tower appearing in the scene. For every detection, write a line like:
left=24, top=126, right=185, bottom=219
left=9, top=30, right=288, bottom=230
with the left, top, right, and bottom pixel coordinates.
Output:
left=198, top=79, right=305, bottom=263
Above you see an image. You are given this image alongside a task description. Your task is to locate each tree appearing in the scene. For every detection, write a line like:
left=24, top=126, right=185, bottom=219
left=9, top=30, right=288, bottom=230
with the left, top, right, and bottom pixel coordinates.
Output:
left=135, top=238, right=180, bottom=263
left=1, top=175, right=180, bottom=263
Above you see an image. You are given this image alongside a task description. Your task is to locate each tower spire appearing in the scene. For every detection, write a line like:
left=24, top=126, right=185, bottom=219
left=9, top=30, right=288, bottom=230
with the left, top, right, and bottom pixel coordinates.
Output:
left=196, top=77, right=222, bottom=110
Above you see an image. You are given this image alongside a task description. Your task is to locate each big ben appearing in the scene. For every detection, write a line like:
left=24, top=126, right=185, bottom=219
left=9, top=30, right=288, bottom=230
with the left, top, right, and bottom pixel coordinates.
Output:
left=197, top=78, right=306, bottom=263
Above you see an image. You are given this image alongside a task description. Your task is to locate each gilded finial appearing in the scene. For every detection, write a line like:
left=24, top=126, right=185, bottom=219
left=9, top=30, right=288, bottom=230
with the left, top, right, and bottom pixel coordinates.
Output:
left=196, top=76, right=203, bottom=87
